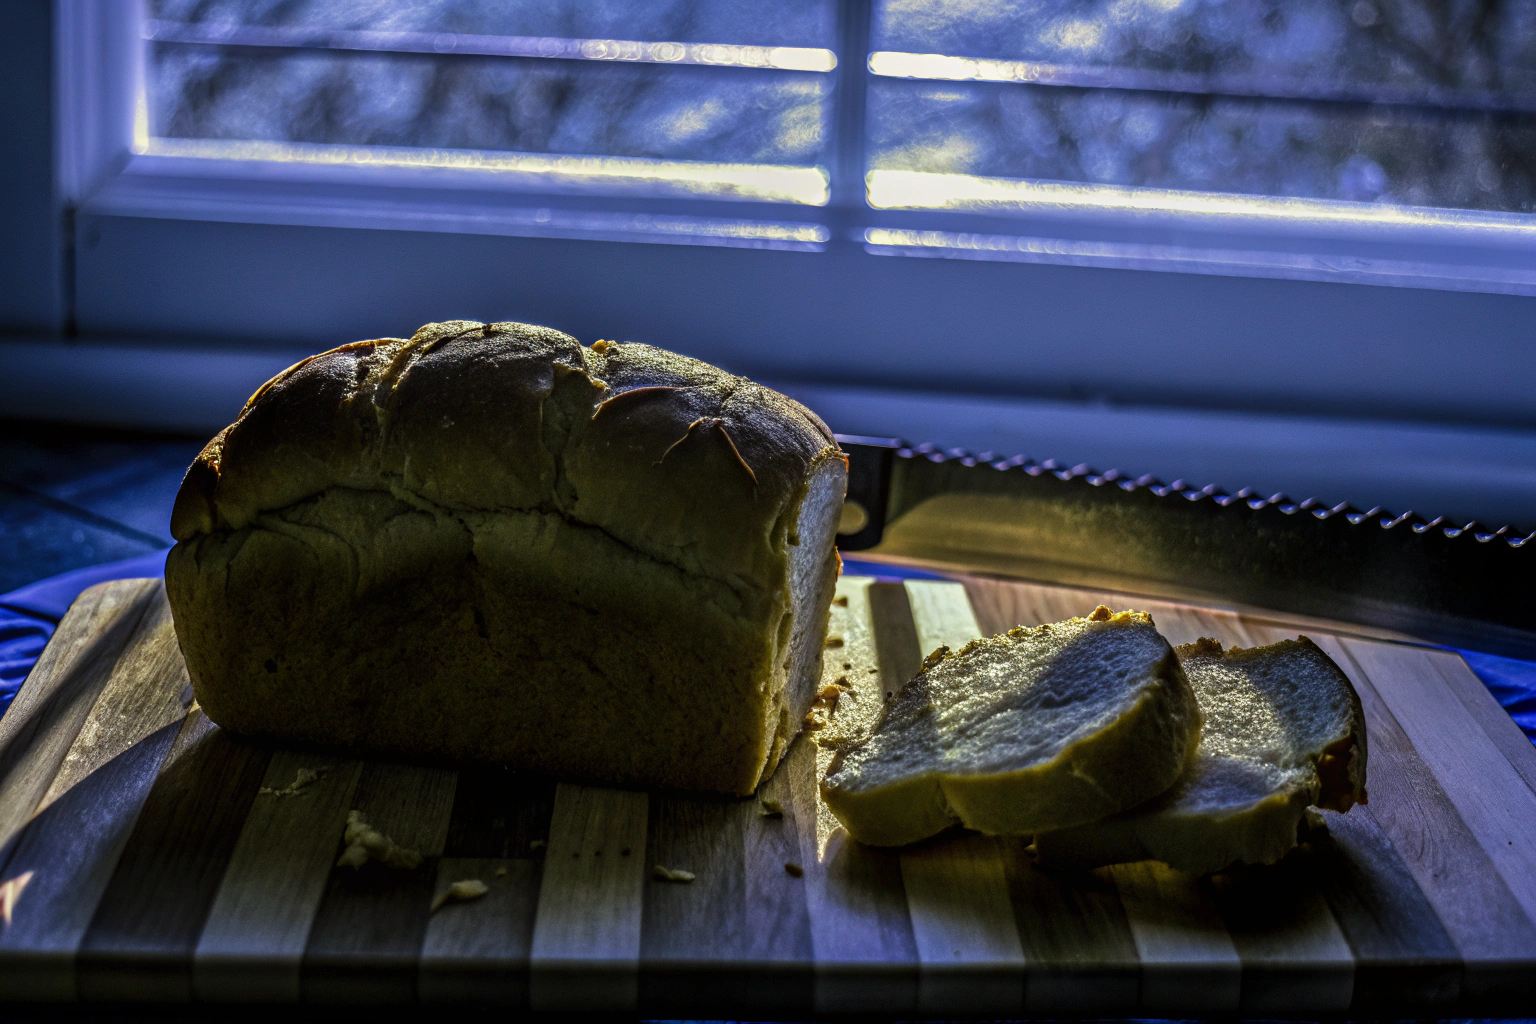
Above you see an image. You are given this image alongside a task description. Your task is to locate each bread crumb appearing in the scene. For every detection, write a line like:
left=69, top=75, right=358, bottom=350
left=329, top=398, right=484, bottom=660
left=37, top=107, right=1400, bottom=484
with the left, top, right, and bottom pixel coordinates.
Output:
left=759, top=797, right=784, bottom=817
left=654, top=865, right=695, bottom=883
left=833, top=595, right=849, bottom=607
left=260, top=766, right=329, bottom=798
left=431, top=878, right=489, bottom=912
left=784, top=862, right=804, bottom=878
left=1183, top=636, right=1225, bottom=658
left=336, top=810, right=422, bottom=870
left=805, top=675, right=847, bottom=733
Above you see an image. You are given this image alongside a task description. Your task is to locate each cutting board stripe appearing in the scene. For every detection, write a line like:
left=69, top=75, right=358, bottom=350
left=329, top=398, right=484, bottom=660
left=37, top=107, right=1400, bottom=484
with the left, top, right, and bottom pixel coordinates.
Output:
left=1204, top=861, right=1355, bottom=1013
left=1433, top=653, right=1536, bottom=798
left=1000, top=841, right=1140, bottom=1012
left=1307, top=801, right=1463, bottom=1007
left=794, top=579, right=919, bottom=1013
left=642, top=794, right=747, bottom=967
left=898, top=582, right=1027, bottom=1012
left=0, top=722, right=181, bottom=1002
left=194, top=753, right=366, bottom=1003
left=528, top=782, right=649, bottom=1010
left=738, top=728, right=817, bottom=1014
left=0, top=579, right=160, bottom=860
left=299, top=761, right=457, bottom=1004
left=441, top=766, right=556, bottom=860
left=636, top=772, right=814, bottom=1013
left=0, top=586, right=190, bottom=1001
left=420, top=856, right=541, bottom=1005
left=1300, top=633, right=1536, bottom=1003
left=77, top=709, right=274, bottom=1003
left=35, top=587, right=192, bottom=815
left=417, top=767, right=556, bottom=1005
left=1340, top=639, right=1536, bottom=929
left=1110, top=860, right=1242, bottom=1012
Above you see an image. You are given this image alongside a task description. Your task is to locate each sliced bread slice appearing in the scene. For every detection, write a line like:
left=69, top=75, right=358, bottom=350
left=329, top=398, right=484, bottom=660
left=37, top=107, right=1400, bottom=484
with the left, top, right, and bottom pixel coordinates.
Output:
left=1032, top=636, right=1368, bottom=874
left=819, top=606, right=1203, bottom=847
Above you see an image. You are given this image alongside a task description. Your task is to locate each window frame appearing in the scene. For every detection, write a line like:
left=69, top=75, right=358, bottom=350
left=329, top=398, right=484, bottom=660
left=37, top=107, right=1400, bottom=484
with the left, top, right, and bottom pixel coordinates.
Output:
left=60, top=0, right=1536, bottom=295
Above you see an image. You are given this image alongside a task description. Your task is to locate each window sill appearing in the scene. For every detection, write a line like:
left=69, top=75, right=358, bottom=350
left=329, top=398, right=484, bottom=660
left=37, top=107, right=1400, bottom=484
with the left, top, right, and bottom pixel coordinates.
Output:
left=83, top=152, right=1536, bottom=296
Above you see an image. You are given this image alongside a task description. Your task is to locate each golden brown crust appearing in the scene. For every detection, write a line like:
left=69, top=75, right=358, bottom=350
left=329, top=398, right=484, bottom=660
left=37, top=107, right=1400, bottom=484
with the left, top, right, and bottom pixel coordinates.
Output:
left=168, top=425, right=228, bottom=541
left=173, top=324, right=840, bottom=585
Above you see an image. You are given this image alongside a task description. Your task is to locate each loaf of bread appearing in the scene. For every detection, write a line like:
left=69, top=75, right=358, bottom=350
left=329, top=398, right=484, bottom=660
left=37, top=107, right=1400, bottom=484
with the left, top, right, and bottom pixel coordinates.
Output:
left=819, top=607, right=1203, bottom=846
left=166, top=321, right=847, bottom=795
left=1032, top=636, right=1368, bottom=873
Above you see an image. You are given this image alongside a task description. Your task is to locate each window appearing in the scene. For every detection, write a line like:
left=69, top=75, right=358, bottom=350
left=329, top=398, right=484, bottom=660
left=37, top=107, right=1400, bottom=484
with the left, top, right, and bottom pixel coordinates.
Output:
left=869, top=0, right=1536, bottom=213
left=47, top=0, right=1536, bottom=440
left=107, top=0, right=1536, bottom=293
left=142, top=1, right=839, bottom=208
left=859, top=0, right=1536, bottom=291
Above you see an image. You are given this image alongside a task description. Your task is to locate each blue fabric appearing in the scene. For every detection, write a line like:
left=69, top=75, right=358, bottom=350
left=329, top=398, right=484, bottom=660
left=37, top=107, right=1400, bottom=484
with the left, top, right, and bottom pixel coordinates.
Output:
left=838, top=556, right=950, bottom=582
left=0, top=611, right=51, bottom=716
left=1458, top=649, right=1536, bottom=747
left=0, top=551, right=168, bottom=717
left=1, top=551, right=1534, bottom=749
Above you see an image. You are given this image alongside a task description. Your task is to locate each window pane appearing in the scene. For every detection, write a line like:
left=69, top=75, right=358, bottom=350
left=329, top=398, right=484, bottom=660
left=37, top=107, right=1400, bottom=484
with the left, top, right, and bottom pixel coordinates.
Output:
left=151, top=0, right=836, bottom=49
left=149, top=49, right=829, bottom=165
left=870, top=0, right=1536, bottom=214
left=868, top=79, right=1536, bottom=211
left=143, top=0, right=838, bottom=203
left=873, top=0, right=1536, bottom=106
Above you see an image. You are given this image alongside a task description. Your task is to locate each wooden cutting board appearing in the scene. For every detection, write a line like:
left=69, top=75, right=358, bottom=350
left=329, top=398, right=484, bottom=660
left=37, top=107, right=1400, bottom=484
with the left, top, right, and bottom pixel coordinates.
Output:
left=0, top=571, right=1533, bottom=1013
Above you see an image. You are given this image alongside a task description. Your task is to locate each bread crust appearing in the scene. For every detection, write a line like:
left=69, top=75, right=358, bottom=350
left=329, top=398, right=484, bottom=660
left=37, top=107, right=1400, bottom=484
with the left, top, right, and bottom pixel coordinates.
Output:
left=167, top=322, right=845, bottom=794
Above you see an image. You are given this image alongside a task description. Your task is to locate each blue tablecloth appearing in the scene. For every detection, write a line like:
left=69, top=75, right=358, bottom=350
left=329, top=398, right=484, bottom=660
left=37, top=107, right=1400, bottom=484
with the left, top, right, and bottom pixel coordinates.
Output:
left=2, top=553, right=1534, bottom=747
left=0, top=551, right=168, bottom=716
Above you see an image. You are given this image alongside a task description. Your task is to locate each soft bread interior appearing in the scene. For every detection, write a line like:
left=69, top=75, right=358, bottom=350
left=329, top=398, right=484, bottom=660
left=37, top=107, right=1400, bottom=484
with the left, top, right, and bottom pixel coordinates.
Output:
left=759, top=453, right=847, bottom=784
left=1032, top=636, right=1367, bottom=873
left=820, top=607, right=1202, bottom=846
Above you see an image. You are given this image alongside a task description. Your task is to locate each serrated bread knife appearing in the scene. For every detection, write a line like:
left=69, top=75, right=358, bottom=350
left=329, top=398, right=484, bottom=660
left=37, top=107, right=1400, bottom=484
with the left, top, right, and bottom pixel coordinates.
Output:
left=833, top=435, right=1536, bottom=660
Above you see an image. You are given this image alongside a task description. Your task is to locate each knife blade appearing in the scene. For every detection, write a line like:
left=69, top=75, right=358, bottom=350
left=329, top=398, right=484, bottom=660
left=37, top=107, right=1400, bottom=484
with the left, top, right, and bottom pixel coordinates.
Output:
left=834, top=435, right=1536, bottom=660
